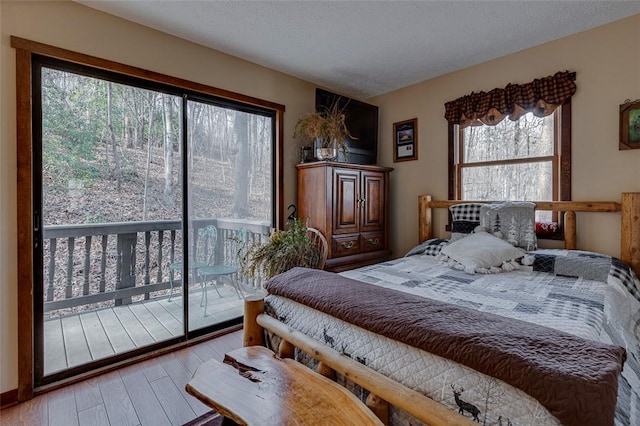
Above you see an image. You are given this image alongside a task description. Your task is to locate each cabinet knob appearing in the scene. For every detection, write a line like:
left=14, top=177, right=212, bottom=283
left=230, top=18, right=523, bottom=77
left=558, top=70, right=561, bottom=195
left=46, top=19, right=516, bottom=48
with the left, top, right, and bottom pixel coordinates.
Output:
left=367, top=238, right=379, bottom=245
left=341, top=241, right=355, bottom=249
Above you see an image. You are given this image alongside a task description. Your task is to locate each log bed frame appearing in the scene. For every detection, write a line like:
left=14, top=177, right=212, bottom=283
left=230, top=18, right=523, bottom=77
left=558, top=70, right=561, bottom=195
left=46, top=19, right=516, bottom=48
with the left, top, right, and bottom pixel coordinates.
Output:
left=243, top=192, right=640, bottom=426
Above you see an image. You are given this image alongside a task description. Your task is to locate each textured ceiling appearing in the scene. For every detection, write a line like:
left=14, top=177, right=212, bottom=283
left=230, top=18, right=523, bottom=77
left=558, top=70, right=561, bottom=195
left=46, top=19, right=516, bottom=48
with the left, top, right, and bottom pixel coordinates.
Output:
left=77, top=1, right=640, bottom=99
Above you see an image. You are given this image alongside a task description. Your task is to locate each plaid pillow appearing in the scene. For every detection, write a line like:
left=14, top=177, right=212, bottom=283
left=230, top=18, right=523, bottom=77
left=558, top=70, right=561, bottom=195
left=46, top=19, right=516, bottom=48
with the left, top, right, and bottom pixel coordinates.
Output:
left=406, top=238, right=449, bottom=257
left=449, top=203, right=483, bottom=242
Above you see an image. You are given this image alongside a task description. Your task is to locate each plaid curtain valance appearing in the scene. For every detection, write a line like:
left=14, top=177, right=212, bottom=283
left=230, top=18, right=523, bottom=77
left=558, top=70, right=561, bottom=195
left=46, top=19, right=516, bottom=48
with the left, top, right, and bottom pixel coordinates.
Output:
left=444, top=71, right=576, bottom=128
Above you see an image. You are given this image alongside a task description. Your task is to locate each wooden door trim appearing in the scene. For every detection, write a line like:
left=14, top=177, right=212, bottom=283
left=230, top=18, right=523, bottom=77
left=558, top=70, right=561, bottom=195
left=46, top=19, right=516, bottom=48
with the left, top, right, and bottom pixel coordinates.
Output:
left=15, top=46, right=35, bottom=401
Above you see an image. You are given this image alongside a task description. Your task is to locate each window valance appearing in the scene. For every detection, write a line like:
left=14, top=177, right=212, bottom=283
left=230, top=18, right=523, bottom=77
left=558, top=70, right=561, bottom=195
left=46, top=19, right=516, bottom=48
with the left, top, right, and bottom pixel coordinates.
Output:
left=444, top=71, right=576, bottom=128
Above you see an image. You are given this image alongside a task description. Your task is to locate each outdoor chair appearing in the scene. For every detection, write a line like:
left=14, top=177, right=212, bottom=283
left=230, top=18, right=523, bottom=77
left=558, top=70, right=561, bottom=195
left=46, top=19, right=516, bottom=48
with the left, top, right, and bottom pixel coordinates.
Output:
left=168, top=225, right=244, bottom=315
left=197, top=227, right=246, bottom=316
left=167, top=225, right=215, bottom=303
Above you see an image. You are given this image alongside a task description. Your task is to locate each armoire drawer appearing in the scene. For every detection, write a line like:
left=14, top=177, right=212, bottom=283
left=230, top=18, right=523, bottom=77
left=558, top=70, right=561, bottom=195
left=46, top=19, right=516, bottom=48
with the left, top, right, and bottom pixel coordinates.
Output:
left=332, top=235, right=360, bottom=257
left=360, top=232, right=384, bottom=253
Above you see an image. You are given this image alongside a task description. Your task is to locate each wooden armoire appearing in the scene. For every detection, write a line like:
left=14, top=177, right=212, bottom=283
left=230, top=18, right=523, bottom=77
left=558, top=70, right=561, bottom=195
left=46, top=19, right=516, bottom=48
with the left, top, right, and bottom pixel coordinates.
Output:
left=296, top=161, right=393, bottom=272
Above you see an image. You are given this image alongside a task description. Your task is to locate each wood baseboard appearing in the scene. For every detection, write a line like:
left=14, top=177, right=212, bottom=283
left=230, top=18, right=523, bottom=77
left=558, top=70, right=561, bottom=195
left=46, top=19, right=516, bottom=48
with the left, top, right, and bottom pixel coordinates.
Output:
left=0, top=388, right=18, bottom=410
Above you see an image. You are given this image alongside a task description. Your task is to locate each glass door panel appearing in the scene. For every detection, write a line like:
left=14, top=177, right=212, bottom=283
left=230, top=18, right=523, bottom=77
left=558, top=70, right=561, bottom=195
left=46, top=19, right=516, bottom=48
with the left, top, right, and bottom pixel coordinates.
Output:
left=186, top=99, right=273, bottom=332
left=38, top=66, right=184, bottom=379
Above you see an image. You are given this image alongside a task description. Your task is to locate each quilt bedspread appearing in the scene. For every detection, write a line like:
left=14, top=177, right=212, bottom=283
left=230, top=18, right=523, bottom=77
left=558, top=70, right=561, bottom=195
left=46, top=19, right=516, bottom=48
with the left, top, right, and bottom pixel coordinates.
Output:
left=264, top=250, right=640, bottom=425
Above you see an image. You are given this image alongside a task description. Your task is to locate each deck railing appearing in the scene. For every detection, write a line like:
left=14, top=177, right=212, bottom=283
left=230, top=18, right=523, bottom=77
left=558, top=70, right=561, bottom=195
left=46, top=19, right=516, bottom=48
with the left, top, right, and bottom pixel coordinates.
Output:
left=42, top=218, right=271, bottom=315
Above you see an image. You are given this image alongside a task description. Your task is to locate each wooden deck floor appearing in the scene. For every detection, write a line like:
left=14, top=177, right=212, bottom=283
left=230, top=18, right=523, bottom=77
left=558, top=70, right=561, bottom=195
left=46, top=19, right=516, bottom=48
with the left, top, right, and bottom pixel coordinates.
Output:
left=2, top=330, right=243, bottom=426
left=44, top=285, right=246, bottom=376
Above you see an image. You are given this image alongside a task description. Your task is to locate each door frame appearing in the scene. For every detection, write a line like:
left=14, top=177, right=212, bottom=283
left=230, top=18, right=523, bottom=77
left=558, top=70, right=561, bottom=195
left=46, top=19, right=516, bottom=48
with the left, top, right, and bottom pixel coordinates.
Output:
left=12, top=36, right=285, bottom=400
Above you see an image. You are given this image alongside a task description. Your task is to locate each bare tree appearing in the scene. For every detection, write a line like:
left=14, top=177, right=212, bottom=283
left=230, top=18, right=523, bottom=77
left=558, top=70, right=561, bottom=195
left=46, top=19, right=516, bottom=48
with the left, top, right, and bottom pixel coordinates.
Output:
left=124, top=86, right=145, bottom=149
left=162, top=94, right=175, bottom=201
left=142, top=92, right=158, bottom=220
left=232, top=111, right=250, bottom=218
left=107, top=82, right=122, bottom=191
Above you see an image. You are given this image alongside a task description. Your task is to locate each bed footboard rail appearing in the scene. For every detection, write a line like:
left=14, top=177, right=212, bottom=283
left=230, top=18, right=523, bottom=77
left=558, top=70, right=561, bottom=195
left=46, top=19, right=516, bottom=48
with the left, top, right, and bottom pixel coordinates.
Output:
left=243, top=295, right=476, bottom=426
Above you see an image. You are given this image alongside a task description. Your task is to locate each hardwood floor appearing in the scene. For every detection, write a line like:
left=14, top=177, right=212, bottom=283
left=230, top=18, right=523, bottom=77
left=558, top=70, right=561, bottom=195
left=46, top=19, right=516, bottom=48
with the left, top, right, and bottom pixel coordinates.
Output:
left=1, top=330, right=243, bottom=426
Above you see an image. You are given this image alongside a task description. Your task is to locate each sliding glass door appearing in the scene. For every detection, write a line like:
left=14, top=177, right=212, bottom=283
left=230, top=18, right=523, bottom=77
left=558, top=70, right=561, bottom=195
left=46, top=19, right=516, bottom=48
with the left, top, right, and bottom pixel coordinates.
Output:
left=185, top=98, right=273, bottom=333
left=34, top=57, right=274, bottom=385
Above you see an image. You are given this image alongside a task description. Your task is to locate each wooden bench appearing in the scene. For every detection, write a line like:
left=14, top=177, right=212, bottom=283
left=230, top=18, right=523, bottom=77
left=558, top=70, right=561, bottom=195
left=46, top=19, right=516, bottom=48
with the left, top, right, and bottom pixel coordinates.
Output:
left=186, top=346, right=383, bottom=425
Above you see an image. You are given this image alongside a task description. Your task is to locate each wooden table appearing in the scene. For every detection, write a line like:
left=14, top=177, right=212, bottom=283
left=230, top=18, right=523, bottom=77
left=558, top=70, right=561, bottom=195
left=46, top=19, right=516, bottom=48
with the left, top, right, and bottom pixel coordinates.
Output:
left=186, top=346, right=383, bottom=425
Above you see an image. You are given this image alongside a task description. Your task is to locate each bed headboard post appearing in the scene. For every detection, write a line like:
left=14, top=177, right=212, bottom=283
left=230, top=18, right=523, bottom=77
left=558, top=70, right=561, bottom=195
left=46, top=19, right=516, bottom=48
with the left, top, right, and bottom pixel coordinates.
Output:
left=418, top=195, right=432, bottom=243
left=621, top=192, right=640, bottom=278
left=563, top=211, right=577, bottom=250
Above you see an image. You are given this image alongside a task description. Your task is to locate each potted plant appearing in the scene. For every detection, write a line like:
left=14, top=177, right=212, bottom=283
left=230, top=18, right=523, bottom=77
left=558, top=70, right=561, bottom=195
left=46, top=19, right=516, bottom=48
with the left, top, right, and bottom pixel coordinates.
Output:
left=294, top=100, right=354, bottom=161
left=240, top=218, right=325, bottom=279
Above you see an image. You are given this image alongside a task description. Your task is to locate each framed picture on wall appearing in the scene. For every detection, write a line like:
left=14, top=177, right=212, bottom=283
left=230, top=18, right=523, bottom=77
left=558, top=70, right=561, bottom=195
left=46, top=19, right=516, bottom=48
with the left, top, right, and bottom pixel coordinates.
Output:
left=620, top=99, right=640, bottom=150
left=393, top=118, right=418, bottom=162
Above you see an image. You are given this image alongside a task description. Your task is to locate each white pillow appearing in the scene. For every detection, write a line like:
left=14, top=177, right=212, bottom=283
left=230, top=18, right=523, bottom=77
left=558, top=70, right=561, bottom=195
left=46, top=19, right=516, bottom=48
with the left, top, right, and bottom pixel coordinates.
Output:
left=439, top=231, right=525, bottom=274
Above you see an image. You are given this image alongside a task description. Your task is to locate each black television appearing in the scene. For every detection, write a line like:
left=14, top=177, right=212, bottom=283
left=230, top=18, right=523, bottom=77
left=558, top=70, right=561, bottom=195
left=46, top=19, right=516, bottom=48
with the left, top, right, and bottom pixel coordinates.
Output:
left=315, top=88, right=378, bottom=165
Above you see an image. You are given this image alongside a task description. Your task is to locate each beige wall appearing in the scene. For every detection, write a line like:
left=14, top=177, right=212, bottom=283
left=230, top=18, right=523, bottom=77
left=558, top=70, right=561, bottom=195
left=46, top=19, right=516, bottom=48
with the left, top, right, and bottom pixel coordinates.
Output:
left=371, top=14, right=640, bottom=260
left=1, top=1, right=639, bottom=395
left=0, top=0, right=315, bottom=394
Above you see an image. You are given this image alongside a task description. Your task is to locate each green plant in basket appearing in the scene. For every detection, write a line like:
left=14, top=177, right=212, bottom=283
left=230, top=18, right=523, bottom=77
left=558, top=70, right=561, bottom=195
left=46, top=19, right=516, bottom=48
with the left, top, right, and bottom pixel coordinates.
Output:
left=240, top=218, right=323, bottom=279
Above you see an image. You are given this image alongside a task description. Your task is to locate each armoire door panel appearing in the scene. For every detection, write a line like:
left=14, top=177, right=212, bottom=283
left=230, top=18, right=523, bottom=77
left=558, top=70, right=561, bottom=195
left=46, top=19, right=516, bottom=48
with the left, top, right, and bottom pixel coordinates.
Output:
left=361, top=171, right=385, bottom=232
left=333, top=169, right=360, bottom=234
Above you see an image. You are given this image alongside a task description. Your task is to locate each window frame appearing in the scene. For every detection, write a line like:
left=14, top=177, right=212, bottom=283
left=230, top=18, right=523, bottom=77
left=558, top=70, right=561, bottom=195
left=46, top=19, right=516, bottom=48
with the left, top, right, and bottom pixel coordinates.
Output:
left=455, top=109, right=558, bottom=201
left=448, top=99, right=572, bottom=203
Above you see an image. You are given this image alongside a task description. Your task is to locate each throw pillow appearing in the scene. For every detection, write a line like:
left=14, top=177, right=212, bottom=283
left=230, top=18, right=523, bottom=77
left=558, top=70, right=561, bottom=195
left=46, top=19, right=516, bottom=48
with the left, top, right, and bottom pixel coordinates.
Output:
left=449, top=203, right=484, bottom=242
left=439, top=231, right=525, bottom=274
left=479, top=202, right=537, bottom=250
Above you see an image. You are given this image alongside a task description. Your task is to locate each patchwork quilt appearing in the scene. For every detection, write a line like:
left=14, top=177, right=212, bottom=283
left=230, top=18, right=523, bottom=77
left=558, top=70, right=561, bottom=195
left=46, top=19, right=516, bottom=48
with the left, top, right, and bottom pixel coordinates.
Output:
left=264, top=249, right=640, bottom=426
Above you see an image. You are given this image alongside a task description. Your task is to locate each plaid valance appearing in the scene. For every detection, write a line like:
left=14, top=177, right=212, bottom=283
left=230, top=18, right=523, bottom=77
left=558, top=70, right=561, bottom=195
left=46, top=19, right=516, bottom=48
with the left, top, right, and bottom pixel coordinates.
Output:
left=444, top=71, right=576, bottom=128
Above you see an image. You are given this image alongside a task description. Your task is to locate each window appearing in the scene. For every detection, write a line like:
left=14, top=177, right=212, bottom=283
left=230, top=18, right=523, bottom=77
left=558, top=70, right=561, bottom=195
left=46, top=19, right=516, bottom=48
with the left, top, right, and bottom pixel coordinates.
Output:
left=456, top=111, right=557, bottom=201
left=451, top=102, right=571, bottom=199
left=450, top=103, right=570, bottom=222
left=444, top=71, right=575, bottom=210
